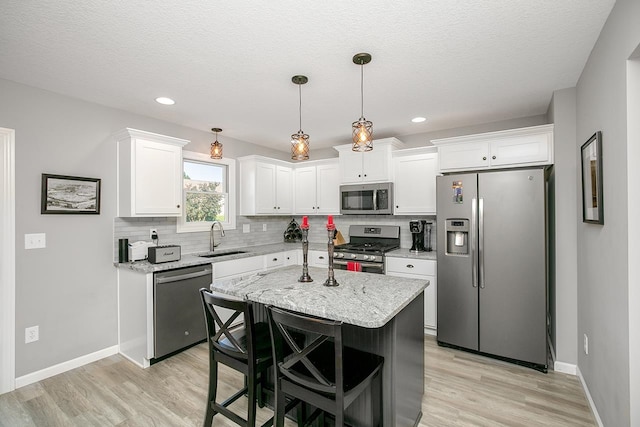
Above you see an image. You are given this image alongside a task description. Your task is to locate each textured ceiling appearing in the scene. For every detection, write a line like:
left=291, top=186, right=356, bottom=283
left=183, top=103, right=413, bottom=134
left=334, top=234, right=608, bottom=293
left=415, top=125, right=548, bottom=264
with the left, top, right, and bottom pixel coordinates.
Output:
left=0, top=1, right=615, bottom=152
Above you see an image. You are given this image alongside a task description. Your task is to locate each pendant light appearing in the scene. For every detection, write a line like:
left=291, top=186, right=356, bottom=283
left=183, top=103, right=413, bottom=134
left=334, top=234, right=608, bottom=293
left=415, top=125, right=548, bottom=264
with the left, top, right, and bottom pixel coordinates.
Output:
left=291, top=75, right=310, bottom=161
left=352, top=52, right=373, bottom=152
left=210, top=128, right=223, bottom=159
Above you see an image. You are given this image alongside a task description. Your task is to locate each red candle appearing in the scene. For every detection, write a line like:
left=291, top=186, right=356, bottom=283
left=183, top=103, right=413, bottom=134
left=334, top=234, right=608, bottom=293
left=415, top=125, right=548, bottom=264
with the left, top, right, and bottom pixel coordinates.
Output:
left=326, top=215, right=335, bottom=230
left=301, top=216, right=309, bottom=229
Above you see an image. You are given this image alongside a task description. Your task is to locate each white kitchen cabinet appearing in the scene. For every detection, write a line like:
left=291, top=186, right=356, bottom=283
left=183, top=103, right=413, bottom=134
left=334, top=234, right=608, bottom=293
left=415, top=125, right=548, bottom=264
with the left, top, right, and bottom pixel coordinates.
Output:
left=385, top=256, right=437, bottom=334
left=432, top=124, right=554, bottom=172
left=239, top=156, right=293, bottom=215
left=308, top=249, right=329, bottom=268
left=334, top=138, right=405, bottom=184
left=265, top=250, right=299, bottom=270
left=294, top=160, right=340, bottom=215
left=393, top=148, right=438, bottom=215
left=115, top=128, right=188, bottom=217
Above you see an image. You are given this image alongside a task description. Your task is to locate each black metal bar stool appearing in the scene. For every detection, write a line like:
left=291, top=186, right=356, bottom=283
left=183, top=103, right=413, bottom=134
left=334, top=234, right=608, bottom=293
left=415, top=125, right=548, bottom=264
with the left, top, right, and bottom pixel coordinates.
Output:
left=200, top=289, right=282, bottom=427
left=266, top=306, right=384, bottom=427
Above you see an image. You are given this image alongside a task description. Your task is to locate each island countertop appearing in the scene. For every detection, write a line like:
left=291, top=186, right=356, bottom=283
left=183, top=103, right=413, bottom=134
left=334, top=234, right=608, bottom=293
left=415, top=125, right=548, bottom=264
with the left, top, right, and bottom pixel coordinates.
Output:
left=211, top=265, right=428, bottom=328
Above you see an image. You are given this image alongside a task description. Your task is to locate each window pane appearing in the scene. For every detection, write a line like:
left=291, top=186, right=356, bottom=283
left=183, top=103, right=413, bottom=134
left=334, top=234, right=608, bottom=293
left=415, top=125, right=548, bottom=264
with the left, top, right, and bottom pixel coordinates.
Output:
left=184, top=161, right=225, bottom=190
left=185, top=192, right=226, bottom=222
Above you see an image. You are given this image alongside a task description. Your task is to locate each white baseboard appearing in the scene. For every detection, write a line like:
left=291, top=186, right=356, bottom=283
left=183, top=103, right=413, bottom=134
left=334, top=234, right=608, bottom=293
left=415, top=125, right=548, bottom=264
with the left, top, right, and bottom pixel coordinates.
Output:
left=554, top=360, right=577, bottom=375
left=577, top=366, right=604, bottom=427
left=424, top=327, right=436, bottom=336
left=15, top=345, right=118, bottom=389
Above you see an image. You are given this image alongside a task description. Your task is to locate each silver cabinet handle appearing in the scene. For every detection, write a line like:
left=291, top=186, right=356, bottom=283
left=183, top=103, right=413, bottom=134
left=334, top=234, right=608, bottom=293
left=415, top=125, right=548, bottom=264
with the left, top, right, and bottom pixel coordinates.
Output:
left=471, top=198, right=478, bottom=288
left=272, top=258, right=278, bottom=261
left=373, top=189, right=378, bottom=211
left=406, top=264, right=414, bottom=269
left=318, top=256, right=325, bottom=260
left=479, top=198, right=485, bottom=289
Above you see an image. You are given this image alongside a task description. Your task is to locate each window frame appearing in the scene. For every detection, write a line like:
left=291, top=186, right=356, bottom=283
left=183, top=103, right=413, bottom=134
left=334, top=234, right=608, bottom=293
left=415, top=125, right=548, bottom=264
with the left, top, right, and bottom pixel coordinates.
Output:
left=177, top=150, right=236, bottom=233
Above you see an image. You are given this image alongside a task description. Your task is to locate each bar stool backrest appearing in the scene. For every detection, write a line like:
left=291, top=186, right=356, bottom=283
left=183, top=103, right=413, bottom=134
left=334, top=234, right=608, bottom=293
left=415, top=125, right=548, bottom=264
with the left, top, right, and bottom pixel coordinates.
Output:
left=267, top=306, right=344, bottom=396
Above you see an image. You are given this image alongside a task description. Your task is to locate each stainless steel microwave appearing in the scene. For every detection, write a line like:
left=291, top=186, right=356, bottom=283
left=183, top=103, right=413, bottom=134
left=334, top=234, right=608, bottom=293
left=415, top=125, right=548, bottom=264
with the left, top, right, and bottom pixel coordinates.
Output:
left=340, top=183, right=393, bottom=215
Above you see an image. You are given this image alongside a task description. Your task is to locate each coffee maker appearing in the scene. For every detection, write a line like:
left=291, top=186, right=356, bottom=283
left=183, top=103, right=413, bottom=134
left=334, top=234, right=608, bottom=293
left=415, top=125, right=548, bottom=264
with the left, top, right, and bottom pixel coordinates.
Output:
left=409, top=220, right=432, bottom=252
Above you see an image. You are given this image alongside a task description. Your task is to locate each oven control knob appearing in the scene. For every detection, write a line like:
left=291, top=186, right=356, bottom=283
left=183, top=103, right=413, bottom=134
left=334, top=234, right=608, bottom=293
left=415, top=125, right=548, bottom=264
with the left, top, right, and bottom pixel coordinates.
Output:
left=338, top=253, right=344, bottom=258
left=350, top=254, right=357, bottom=259
left=363, top=255, right=370, bottom=261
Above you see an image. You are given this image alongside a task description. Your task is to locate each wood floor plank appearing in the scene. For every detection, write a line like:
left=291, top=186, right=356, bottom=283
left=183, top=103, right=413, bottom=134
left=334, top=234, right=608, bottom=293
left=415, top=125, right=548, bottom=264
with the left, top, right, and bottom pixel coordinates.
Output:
left=0, top=336, right=596, bottom=426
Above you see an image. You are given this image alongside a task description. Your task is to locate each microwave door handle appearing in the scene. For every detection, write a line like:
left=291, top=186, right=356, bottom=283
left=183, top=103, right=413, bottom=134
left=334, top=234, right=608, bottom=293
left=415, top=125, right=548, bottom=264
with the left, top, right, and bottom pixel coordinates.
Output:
left=373, top=189, right=378, bottom=211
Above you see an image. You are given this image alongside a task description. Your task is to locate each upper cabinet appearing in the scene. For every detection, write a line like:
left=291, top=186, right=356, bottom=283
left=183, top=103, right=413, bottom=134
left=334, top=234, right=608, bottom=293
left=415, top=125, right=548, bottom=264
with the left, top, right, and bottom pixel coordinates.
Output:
left=432, top=124, right=554, bottom=172
left=294, top=160, right=340, bottom=215
left=239, top=156, right=293, bottom=215
left=115, top=128, right=188, bottom=217
left=334, top=138, right=405, bottom=184
left=392, top=148, right=438, bottom=215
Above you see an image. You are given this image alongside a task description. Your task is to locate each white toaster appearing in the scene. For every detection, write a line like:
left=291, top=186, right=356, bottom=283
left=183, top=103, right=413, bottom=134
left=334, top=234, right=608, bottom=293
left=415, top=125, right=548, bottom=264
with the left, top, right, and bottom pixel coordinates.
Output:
left=128, top=241, right=155, bottom=261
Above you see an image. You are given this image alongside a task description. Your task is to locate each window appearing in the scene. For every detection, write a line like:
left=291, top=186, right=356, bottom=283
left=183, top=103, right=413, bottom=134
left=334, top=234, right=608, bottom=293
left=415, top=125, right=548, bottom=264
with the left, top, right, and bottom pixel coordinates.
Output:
left=177, top=151, right=236, bottom=233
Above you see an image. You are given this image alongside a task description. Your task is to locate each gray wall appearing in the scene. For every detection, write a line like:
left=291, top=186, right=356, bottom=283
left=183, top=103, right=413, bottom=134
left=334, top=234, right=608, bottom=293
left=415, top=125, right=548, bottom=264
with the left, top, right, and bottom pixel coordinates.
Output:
left=575, top=0, right=640, bottom=425
left=546, top=88, right=578, bottom=367
left=0, top=78, right=286, bottom=377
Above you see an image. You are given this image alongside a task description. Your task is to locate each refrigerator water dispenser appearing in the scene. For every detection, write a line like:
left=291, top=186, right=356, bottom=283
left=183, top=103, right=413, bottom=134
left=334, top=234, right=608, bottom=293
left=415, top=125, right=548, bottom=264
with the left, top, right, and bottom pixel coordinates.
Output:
left=445, top=219, right=469, bottom=255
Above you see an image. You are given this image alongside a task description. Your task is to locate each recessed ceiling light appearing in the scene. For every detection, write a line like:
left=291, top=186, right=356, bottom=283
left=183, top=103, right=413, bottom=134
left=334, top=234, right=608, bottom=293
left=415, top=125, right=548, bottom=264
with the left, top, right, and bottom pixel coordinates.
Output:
left=411, top=117, right=427, bottom=123
left=155, top=97, right=175, bottom=105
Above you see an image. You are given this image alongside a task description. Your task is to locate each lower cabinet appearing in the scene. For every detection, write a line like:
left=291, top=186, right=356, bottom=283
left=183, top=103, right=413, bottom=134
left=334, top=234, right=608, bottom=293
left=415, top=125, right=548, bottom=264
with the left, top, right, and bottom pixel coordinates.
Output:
left=308, top=249, right=329, bottom=268
left=385, top=256, right=437, bottom=334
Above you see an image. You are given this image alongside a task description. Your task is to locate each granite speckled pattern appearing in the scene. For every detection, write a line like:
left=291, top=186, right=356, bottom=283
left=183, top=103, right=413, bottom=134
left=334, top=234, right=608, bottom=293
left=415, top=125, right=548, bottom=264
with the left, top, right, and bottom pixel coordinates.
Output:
left=114, top=242, right=327, bottom=273
left=386, top=248, right=437, bottom=260
left=211, top=265, right=428, bottom=328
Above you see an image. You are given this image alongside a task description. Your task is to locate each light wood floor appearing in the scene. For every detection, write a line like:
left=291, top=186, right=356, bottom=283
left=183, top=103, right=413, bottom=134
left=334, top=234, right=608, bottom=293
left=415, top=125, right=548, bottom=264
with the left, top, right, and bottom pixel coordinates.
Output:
left=0, top=336, right=596, bottom=426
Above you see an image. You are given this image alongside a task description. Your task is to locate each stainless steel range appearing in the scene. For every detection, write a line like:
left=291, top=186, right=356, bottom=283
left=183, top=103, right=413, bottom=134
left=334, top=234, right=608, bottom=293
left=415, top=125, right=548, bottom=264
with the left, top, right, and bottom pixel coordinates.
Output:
left=333, top=225, right=400, bottom=274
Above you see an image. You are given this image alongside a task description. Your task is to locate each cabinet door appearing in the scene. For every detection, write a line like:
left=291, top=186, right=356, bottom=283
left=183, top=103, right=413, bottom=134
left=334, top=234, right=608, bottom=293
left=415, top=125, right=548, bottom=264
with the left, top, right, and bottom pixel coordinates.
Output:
left=438, top=142, right=490, bottom=172
left=134, top=139, right=182, bottom=215
left=489, top=134, right=551, bottom=167
left=424, top=275, right=437, bottom=330
left=308, top=250, right=329, bottom=267
left=294, top=166, right=317, bottom=214
left=276, top=165, right=293, bottom=214
left=255, top=162, right=277, bottom=214
left=339, top=151, right=364, bottom=183
left=362, top=149, right=390, bottom=182
left=394, top=154, right=438, bottom=215
left=316, top=163, right=340, bottom=214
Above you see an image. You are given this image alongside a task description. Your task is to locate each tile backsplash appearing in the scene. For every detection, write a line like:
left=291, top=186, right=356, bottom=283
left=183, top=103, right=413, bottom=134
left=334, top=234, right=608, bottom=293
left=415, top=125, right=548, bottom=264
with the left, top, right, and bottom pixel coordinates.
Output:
left=114, top=215, right=436, bottom=262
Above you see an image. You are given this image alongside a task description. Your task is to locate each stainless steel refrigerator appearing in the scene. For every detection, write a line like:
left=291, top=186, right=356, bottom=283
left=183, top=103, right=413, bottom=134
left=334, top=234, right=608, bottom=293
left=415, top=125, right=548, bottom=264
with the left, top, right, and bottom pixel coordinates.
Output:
left=436, top=168, right=548, bottom=370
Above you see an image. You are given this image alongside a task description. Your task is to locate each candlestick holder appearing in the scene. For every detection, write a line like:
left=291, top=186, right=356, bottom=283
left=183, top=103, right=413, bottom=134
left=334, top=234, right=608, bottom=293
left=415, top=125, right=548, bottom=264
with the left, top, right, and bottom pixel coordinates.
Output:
left=298, top=227, right=313, bottom=283
left=324, top=227, right=339, bottom=287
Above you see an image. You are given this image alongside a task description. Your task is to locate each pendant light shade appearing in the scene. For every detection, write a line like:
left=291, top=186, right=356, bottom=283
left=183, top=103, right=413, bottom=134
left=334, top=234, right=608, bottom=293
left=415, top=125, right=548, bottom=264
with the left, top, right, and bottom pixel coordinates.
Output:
left=291, top=75, right=310, bottom=161
left=352, top=52, right=373, bottom=152
left=210, top=128, right=223, bottom=159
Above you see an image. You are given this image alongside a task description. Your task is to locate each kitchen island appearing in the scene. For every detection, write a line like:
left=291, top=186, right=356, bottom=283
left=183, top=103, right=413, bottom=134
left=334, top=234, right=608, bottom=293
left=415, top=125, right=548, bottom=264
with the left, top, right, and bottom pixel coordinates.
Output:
left=212, top=265, right=428, bottom=427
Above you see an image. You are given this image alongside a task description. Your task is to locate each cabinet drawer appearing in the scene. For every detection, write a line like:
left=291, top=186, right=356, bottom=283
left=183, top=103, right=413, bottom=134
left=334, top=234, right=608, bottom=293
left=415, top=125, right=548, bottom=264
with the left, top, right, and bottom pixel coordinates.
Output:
left=308, top=250, right=329, bottom=267
left=214, top=256, right=264, bottom=279
left=385, top=257, right=436, bottom=276
left=265, top=253, right=285, bottom=269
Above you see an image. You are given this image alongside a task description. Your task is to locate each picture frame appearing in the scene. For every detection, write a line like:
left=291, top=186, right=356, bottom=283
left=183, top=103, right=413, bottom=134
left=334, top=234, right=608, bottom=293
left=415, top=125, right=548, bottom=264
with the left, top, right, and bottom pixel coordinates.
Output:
left=41, top=174, right=101, bottom=214
left=580, top=131, right=603, bottom=224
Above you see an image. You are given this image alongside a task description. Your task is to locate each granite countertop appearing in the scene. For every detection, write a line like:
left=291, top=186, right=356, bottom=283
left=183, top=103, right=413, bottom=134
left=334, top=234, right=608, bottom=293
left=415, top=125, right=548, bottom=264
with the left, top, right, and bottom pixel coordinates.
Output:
left=386, top=248, right=437, bottom=261
left=211, top=265, right=429, bottom=328
left=114, top=242, right=328, bottom=273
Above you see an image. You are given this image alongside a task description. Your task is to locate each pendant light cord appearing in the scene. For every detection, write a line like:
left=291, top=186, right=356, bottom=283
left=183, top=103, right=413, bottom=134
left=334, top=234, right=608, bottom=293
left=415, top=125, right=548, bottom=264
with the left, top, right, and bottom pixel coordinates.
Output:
left=360, top=63, right=364, bottom=119
left=299, top=83, right=303, bottom=132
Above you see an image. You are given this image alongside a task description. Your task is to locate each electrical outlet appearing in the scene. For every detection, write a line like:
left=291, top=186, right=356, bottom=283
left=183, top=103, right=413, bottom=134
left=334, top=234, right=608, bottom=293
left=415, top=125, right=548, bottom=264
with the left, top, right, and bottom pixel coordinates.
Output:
left=25, top=326, right=39, bottom=343
left=262, top=224, right=268, bottom=232
left=584, top=333, right=589, bottom=355
left=150, top=229, right=158, bottom=239
left=243, top=224, right=250, bottom=233
left=25, top=233, right=46, bottom=249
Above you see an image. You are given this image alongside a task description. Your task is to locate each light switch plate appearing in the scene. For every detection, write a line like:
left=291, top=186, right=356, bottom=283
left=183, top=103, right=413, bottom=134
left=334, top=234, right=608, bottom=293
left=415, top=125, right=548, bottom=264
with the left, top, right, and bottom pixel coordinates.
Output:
left=25, top=233, right=46, bottom=249
left=243, top=224, right=250, bottom=233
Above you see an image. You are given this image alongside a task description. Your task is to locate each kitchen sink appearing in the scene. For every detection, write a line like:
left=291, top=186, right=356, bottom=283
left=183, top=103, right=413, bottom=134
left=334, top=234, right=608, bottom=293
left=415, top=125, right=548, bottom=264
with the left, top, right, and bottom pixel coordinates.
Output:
left=198, top=250, right=247, bottom=258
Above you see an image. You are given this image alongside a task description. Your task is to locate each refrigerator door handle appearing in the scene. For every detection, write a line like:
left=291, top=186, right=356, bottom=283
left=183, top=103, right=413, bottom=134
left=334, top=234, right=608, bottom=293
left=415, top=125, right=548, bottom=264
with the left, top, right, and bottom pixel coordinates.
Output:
left=479, top=198, right=485, bottom=289
left=471, top=198, right=478, bottom=288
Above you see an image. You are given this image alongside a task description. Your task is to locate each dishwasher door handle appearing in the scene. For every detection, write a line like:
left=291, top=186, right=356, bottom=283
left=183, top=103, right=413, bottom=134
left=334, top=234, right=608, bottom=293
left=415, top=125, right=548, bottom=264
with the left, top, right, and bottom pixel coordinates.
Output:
left=155, top=268, right=212, bottom=284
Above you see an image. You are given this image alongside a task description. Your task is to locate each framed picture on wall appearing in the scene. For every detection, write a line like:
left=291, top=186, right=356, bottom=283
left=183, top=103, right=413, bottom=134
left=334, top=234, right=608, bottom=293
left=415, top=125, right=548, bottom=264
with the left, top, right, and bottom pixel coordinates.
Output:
left=41, top=174, right=101, bottom=214
left=580, top=131, right=603, bottom=224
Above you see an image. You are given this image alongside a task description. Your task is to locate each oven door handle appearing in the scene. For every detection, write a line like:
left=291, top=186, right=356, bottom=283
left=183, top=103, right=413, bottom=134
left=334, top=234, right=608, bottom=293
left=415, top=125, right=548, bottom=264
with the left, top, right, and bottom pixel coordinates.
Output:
left=333, top=260, right=384, bottom=270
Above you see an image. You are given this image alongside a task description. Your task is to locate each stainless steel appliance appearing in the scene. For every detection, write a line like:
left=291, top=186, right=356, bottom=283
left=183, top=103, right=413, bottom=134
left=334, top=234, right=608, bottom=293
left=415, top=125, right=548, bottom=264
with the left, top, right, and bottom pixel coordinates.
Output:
left=409, top=220, right=432, bottom=252
left=340, top=182, right=393, bottom=215
left=153, top=264, right=212, bottom=360
left=333, top=225, right=400, bottom=274
left=436, top=168, right=548, bottom=371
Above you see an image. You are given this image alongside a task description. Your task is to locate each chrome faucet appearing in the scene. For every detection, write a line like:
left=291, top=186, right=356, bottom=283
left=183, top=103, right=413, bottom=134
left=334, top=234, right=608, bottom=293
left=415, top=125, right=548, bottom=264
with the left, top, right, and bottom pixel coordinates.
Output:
left=210, top=221, right=225, bottom=252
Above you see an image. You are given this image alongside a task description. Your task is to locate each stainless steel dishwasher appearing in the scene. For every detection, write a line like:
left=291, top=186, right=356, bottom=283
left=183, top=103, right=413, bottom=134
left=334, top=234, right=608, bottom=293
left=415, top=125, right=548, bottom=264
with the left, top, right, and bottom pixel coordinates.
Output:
left=153, top=264, right=212, bottom=360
